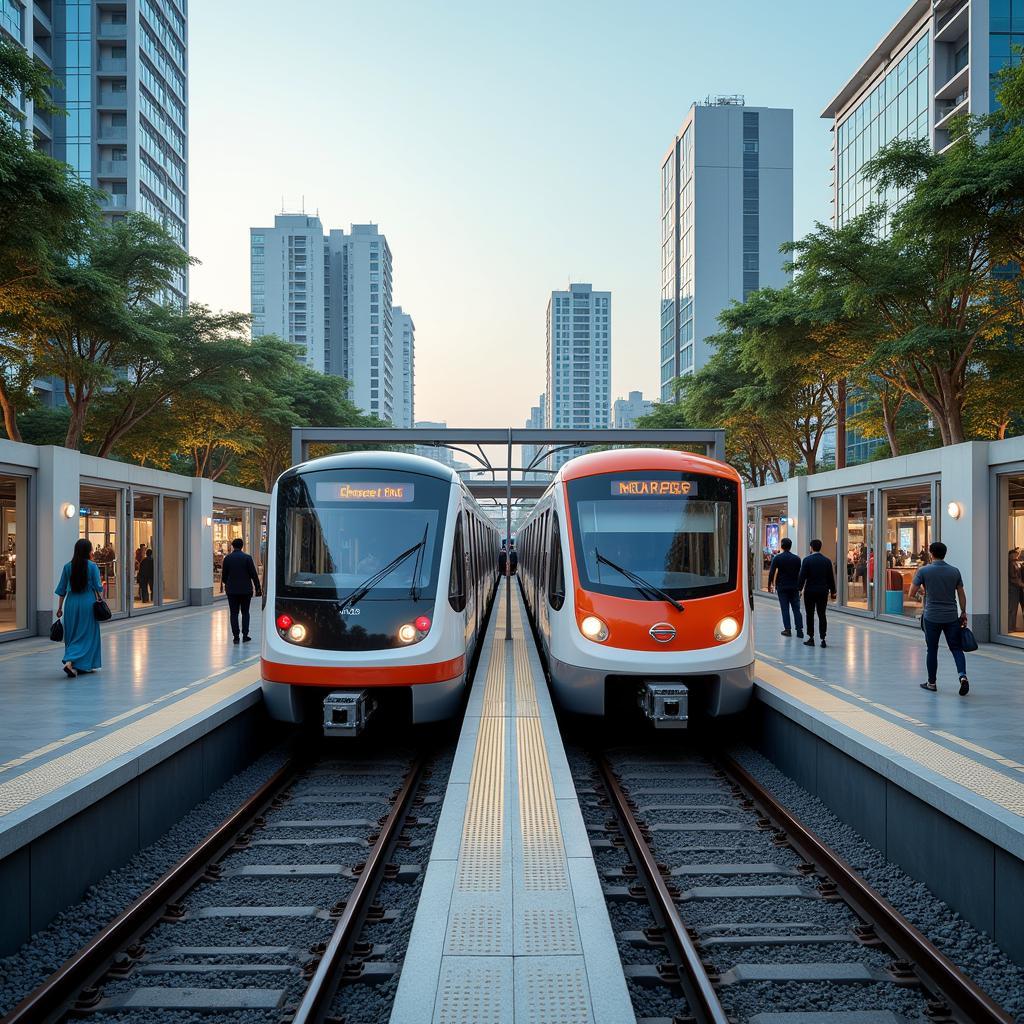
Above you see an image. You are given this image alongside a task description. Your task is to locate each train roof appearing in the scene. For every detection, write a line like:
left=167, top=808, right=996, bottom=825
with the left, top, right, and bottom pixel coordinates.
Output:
left=284, top=449, right=460, bottom=483
left=558, top=448, right=741, bottom=483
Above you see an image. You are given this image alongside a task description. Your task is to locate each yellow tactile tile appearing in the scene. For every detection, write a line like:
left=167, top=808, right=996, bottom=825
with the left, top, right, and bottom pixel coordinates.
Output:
left=0, top=664, right=260, bottom=819
left=757, top=660, right=1024, bottom=818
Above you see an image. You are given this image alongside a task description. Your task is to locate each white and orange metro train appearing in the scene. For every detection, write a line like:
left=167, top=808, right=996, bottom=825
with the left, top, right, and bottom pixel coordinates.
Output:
left=517, top=448, right=754, bottom=726
left=260, top=451, right=500, bottom=734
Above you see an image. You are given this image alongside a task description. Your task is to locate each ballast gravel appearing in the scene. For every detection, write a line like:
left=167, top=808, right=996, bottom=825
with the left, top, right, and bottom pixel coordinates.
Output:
left=0, top=747, right=290, bottom=1017
left=730, top=743, right=1024, bottom=1023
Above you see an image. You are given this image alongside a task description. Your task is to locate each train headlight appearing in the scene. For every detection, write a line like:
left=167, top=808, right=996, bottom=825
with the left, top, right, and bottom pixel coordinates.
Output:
left=580, top=615, right=609, bottom=642
left=287, top=622, right=307, bottom=643
left=398, top=623, right=418, bottom=644
left=714, top=616, right=740, bottom=641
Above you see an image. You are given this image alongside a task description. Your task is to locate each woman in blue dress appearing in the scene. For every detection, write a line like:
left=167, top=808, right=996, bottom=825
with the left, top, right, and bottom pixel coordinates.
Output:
left=55, top=539, right=104, bottom=678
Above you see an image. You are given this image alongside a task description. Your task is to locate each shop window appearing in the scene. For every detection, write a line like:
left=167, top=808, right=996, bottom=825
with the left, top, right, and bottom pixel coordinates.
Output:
left=0, top=475, right=28, bottom=634
left=842, top=493, right=874, bottom=612
left=881, top=483, right=932, bottom=619
left=132, top=493, right=156, bottom=608
left=1000, top=474, right=1024, bottom=638
left=755, top=502, right=788, bottom=591
left=212, top=506, right=247, bottom=595
left=162, top=497, right=185, bottom=604
left=812, top=495, right=839, bottom=605
left=79, top=484, right=125, bottom=614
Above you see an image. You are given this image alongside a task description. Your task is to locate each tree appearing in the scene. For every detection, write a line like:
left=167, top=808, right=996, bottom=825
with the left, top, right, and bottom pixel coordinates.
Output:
left=790, top=59, right=1024, bottom=447
left=0, top=38, right=98, bottom=441
left=11, top=214, right=192, bottom=449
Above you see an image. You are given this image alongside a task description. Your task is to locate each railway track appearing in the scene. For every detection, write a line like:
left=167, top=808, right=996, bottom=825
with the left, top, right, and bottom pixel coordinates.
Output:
left=580, top=747, right=1014, bottom=1024
left=1, top=746, right=443, bottom=1024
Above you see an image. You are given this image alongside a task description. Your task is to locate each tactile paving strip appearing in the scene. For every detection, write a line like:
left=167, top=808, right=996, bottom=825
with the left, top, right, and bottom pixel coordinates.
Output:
left=515, top=958, right=592, bottom=1024
left=516, top=717, right=568, bottom=891
left=520, top=907, right=579, bottom=955
left=456, top=716, right=505, bottom=891
left=0, top=666, right=259, bottom=818
left=758, top=661, right=1024, bottom=816
left=435, top=958, right=511, bottom=1024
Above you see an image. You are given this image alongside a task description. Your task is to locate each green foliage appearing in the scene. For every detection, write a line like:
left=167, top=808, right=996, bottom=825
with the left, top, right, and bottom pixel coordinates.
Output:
left=16, top=406, right=72, bottom=447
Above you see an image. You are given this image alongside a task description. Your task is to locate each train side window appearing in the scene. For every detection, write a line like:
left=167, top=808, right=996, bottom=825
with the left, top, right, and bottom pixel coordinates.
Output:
left=449, top=513, right=467, bottom=612
left=548, top=514, right=565, bottom=610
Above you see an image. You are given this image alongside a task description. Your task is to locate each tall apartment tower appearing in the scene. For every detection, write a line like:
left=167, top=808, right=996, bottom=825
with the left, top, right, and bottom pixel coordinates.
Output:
left=545, top=283, right=611, bottom=468
left=824, top=0, right=1007, bottom=232
left=250, top=218, right=405, bottom=423
left=250, top=215, right=326, bottom=372
left=613, top=390, right=654, bottom=429
left=2, top=0, right=189, bottom=304
left=821, top=0, right=1006, bottom=461
left=521, top=394, right=547, bottom=479
left=659, top=98, right=792, bottom=399
left=393, top=306, right=415, bottom=428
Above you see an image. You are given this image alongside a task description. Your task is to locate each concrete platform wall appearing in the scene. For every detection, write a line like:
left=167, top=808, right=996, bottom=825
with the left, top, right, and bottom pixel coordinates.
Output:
left=746, top=695, right=1024, bottom=968
left=0, top=703, right=277, bottom=957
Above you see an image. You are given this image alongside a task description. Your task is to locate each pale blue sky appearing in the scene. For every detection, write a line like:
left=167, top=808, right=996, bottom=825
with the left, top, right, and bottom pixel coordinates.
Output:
left=188, top=0, right=903, bottom=426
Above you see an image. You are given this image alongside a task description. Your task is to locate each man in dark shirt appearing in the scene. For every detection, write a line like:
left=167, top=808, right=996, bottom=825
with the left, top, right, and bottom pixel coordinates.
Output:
left=220, top=537, right=262, bottom=644
left=508, top=541, right=518, bottom=576
left=497, top=541, right=508, bottom=577
left=767, top=537, right=803, bottom=638
left=909, top=541, right=969, bottom=695
left=798, top=538, right=837, bottom=648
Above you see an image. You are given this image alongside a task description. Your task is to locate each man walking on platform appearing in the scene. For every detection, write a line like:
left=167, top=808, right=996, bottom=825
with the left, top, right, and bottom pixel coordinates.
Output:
left=220, top=537, right=262, bottom=644
left=798, top=539, right=837, bottom=648
left=508, top=540, right=518, bottom=576
left=909, top=541, right=970, bottom=695
left=497, top=541, right=508, bottom=578
left=767, top=537, right=803, bottom=638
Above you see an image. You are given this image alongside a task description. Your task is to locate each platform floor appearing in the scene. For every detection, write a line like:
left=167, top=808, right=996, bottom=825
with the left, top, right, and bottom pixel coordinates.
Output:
left=752, top=595, right=1024, bottom=854
left=0, top=603, right=262, bottom=850
left=391, top=588, right=633, bottom=1024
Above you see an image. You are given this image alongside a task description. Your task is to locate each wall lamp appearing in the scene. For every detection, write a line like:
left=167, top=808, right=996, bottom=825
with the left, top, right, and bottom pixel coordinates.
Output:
left=946, top=501, right=963, bottom=520
left=204, top=515, right=213, bottom=527
left=61, top=503, right=77, bottom=520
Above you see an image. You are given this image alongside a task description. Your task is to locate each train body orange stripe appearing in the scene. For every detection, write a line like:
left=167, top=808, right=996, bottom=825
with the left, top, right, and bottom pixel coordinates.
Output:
left=261, top=656, right=465, bottom=687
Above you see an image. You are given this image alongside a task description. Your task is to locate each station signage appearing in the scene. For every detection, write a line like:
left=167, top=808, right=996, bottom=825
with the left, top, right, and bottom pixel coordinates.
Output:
left=316, top=482, right=415, bottom=503
left=610, top=480, right=697, bottom=497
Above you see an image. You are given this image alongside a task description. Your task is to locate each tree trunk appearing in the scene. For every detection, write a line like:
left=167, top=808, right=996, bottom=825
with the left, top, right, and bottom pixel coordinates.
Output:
left=881, top=390, right=902, bottom=457
left=64, top=400, right=87, bottom=450
left=0, top=382, right=22, bottom=443
left=836, top=378, right=847, bottom=470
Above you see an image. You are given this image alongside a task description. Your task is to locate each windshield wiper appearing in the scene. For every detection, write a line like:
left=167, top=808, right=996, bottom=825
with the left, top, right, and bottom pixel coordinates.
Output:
left=410, top=523, right=429, bottom=601
left=595, top=550, right=684, bottom=612
left=340, top=539, right=426, bottom=610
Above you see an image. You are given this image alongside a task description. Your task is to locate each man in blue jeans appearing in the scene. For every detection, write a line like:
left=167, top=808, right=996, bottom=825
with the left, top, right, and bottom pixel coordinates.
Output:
left=767, top=537, right=803, bottom=638
left=909, top=541, right=970, bottom=696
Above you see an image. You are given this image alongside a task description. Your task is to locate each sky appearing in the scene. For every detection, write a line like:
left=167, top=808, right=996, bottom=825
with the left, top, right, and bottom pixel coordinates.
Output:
left=188, top=0, right=904, bottom=429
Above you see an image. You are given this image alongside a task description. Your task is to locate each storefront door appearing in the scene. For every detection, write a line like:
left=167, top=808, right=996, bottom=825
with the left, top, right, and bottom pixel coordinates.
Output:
left=840, top=492, right=874, bottom=613
left=128, top=490, right=187, bottom=613
left=79, top=483, right=127, bottom=618
left=997, top=472, right=1024, bottom=644
left=0, top=473, right=30, bottom=637
left=812, top=495, right=839, bottom=608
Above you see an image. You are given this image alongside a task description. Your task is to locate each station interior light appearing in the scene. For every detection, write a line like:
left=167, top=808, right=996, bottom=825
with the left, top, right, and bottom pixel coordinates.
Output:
left=62, top=503, right=77, bottom=519
left=946, top=501, right=963, bottom=520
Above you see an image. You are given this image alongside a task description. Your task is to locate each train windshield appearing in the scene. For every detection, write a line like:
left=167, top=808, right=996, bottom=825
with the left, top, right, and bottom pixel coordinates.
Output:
left=566, top=471, right=738, bottom=601
left=276, top=469, right=450, bottom=600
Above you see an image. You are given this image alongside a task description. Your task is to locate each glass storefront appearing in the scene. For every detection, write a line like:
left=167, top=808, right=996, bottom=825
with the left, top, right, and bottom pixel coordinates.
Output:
left=841, top=492, right=874, bottom=612
left=812, top=494, right=839, bottom=607
left=999, top=473, right=1024, bottom=641
left=162, top=497, right=185, bottom=604
left=0, top=475, right=28, bottom=635
left=881, top=483, right=932, bottom=620
left=132, top=492, right=156, bottom=609
left=752, top=501, right=789, bottom=591
left=80, top=484, right=125, bottom=614
left=212, top=504, right=268, bottom=596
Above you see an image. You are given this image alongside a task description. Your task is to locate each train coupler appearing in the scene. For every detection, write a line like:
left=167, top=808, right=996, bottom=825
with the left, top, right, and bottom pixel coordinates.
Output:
left=323, top=689, right=377, bottom=737
left=638, top=682, right=689, bottom=729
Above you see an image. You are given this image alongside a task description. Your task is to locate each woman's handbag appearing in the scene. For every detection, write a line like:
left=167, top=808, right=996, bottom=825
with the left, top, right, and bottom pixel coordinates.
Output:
left=961, top=625, right=979, bottom=653
left=93, top=598, right=112, bottom=622
left=49, top=618, right=64, bottom=642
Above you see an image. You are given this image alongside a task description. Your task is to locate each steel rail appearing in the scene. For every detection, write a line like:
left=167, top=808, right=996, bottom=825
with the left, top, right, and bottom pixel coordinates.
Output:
left=291, top=753, right=428, bottom=1024
left=596, top=754, right=730, bottom=1024
left=1, top=755, right=304, bottom=1024
left=720, top=753, right=1013, bottom=1024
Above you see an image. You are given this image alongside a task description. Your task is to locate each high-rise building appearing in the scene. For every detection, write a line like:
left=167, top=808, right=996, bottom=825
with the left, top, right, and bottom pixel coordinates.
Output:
left=521, top=394, right=547, bottom=479
left=414, top=421, right=455, bottom=468
left=250, top=217, right=405, bottom=423
left=823, top=0, right=1009, bottom=233
left=393, top=306, right=415, bottom=428
left=250, top=214, right=326, bottom=371
left=660, top=97, right=793, bottom=399
left=546, top=283, right=611, bottom=468
left=3, top=1, right=190, bottom=305
left=613, top=390, right=654, bottom=429
left=821, top=0, right=1009, bottom=462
